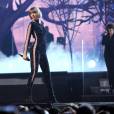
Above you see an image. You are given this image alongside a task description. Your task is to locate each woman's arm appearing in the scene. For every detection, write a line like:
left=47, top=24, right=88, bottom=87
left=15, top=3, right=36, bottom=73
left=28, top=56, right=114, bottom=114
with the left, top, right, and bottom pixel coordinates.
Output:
left=23, top=23, right=32, bottom=60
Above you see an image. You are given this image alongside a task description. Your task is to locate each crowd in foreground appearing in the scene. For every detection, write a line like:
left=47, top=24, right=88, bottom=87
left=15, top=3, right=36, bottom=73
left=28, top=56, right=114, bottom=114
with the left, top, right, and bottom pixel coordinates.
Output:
left=0, top=102, right=114, bottom=114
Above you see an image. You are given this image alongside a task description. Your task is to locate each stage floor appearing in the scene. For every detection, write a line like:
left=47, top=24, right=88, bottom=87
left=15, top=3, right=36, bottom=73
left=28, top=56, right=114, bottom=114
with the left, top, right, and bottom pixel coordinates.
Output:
left=0, top=72, right=114, bottom=105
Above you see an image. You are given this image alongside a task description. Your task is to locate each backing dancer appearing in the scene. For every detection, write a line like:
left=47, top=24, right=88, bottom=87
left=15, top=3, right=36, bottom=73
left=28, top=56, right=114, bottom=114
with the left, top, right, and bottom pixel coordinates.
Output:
left=23, top=7, right=56, bottom=103
left=102, top=23, right=114, bottom=93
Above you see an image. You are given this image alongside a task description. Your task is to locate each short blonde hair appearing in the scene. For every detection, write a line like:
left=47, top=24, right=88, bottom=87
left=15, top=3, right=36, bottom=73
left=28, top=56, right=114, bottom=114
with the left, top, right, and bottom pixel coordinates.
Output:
left=28, top=7, right=42, bottom=18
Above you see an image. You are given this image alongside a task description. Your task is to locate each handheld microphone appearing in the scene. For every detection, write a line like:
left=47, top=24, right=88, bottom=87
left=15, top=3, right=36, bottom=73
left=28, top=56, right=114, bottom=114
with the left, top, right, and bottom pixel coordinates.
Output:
left=19, top=54, right=30, bottom=61
left=102, top=31, right=108, bottom=36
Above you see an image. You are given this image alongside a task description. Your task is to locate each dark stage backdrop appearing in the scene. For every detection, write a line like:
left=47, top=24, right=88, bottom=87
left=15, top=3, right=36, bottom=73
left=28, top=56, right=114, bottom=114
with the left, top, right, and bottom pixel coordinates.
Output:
left=0, top=0, right=114, bottom=73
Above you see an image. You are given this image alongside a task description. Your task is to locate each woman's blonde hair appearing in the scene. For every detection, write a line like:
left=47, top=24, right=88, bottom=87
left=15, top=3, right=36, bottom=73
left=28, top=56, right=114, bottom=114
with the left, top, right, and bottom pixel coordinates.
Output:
left=28, top=7, right=42, bottom=18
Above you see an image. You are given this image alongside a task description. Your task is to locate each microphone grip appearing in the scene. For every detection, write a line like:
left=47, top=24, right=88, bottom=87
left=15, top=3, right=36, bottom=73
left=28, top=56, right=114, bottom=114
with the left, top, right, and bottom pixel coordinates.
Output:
left=19, top=54, right=30, bottom=61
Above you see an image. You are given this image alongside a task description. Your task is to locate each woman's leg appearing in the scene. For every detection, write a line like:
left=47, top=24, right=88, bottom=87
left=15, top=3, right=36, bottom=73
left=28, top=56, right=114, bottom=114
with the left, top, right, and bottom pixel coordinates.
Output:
left=40, top=53, right=57, bottom=103
left=27, top=48, right=40, bottom=100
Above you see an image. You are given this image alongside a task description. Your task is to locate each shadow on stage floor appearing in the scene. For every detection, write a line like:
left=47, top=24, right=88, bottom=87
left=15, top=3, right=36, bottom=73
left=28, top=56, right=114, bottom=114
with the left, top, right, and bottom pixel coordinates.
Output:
left=0, top=72, right=114, bottom=105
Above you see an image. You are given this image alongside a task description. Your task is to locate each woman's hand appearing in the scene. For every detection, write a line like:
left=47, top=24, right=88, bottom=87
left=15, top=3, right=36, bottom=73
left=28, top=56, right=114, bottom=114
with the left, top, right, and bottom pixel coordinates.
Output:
left=23, top=54, right=27, bottom=60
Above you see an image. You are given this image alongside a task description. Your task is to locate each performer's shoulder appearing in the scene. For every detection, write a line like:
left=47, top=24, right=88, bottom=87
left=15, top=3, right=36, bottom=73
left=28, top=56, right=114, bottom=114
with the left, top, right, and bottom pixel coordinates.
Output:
left=27, top=21, right=34, bottom=28
left=28, top=20, right=36, bottom=25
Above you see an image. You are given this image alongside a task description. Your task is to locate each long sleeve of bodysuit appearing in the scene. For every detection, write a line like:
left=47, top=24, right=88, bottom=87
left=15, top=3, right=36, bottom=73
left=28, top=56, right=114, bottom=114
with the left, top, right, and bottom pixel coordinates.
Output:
left=23, top=23, right=32, bottom=55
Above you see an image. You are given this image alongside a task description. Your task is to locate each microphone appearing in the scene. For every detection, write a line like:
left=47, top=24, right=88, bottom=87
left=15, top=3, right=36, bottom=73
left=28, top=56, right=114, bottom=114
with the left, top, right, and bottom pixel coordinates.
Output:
left=102, top=31, right=108, bottom=36
left=19, top=54, right=30, bottom=61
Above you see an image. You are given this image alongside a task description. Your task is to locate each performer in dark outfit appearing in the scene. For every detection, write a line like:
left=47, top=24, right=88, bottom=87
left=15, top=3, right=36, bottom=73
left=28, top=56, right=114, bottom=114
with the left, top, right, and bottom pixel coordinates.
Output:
left=23, top=7, right=56, bottom=103
left=102, top=23, right=114, bottom=92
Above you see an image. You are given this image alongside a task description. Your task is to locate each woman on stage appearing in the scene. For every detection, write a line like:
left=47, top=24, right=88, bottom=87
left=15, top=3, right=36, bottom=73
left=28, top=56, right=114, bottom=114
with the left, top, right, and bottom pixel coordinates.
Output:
left=23, top=7, right=56, bottom=103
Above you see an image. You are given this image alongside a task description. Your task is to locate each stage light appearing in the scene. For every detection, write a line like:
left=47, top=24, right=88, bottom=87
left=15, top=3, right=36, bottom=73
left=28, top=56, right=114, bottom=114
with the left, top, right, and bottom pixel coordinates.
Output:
left=87, top=60, right=96, bottom=68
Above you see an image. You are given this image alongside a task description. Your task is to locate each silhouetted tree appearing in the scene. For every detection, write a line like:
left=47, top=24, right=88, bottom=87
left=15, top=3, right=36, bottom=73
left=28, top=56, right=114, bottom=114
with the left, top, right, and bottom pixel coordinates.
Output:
left=40, top=0, right=114, bottom=65
left=0, top=0, right=34, bottom=56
